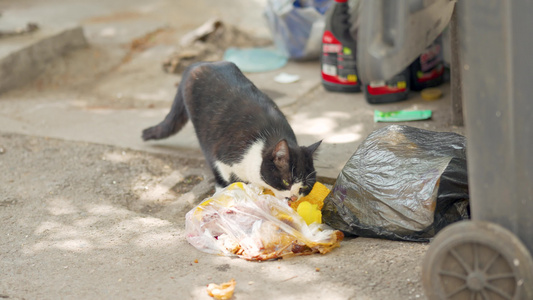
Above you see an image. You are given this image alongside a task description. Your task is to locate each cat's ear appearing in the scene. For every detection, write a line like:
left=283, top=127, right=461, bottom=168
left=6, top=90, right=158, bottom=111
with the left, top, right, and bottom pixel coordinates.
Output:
left=305, top=140, right=322, bottom=157
left=272, top=139, right=290, bottom=171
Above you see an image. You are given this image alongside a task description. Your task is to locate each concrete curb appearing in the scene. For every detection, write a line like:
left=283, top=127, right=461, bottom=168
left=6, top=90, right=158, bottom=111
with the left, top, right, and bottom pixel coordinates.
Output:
left=0, top=26, right=88, bottom=94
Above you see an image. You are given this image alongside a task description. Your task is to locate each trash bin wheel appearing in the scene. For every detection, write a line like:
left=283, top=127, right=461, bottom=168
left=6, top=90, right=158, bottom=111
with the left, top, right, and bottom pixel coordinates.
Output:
left=422, top=220, right=533, bottom=300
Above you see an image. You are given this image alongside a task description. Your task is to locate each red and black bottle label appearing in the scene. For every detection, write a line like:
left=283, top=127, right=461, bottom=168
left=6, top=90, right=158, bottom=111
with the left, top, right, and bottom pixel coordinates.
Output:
left=321, top=30, right=358, bottom=86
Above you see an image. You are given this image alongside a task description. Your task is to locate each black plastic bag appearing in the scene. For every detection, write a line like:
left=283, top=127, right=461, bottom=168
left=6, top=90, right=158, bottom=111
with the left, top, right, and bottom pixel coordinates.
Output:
left=322, top=125, right=469, bottom=242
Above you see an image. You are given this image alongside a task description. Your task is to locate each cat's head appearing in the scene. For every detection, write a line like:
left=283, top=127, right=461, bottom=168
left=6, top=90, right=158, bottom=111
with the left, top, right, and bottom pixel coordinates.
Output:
left=260, top=139, right=321, bottom=201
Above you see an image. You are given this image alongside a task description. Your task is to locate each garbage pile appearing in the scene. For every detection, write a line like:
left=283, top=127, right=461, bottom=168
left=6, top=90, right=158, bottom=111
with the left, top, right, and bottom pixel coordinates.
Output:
left=186, top=125, right=470, bottom=261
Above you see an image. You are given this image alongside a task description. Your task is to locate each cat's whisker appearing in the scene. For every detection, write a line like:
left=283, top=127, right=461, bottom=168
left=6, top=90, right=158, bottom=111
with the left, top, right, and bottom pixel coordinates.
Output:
left=291, top=165, right=296, bottom=181
left=305, top=170, right=317, bottom=181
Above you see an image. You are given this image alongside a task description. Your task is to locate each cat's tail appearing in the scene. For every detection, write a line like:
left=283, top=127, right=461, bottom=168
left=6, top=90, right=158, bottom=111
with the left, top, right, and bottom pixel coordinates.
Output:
left=142, top=89, right=189, bottom=141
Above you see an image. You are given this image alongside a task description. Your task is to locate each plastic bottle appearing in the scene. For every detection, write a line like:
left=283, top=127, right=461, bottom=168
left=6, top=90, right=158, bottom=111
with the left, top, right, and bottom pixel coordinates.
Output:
left=409, top=36, right=445, bottom=91
left=321, top=0, right=360, bottom=93
left=364, top=69, right=410, bottom=104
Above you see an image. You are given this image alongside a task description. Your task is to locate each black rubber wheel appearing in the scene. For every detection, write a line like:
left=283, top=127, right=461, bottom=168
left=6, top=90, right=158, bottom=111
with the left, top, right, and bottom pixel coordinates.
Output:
left=422, top=221, right=533, bottom=300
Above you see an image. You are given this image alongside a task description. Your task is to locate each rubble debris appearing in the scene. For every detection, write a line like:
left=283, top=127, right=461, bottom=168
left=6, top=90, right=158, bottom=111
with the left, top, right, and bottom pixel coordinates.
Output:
left=122, top=27, right=167, bottom=64
left=162, top=19, right=271, bottom=74
left=0, top=22, right=39, bottom=39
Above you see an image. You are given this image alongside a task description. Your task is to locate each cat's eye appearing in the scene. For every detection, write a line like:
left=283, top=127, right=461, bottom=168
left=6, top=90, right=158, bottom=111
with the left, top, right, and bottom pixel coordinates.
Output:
left=282, top=180, right=290, bottom=186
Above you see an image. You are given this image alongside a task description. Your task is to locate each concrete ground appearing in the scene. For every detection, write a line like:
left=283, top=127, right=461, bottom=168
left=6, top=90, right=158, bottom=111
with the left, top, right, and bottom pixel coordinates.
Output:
left=0, top=1, right=464, bottom=299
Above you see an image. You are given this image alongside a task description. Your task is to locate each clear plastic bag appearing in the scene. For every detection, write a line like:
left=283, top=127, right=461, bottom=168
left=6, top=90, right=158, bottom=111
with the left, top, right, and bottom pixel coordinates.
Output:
left=322, top=125, right=470, bottom=242
left=186, top=182, right=343, bottom=261
left=264, top=0, right=332, bottom=60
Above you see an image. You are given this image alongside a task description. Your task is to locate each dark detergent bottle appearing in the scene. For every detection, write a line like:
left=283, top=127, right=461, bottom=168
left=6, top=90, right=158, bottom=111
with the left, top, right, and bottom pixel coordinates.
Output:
left=321, top=0, right=360, bottom=93
left=364, top=69, right=410, bottom=104
left=409, top=35, right=445, bottom=91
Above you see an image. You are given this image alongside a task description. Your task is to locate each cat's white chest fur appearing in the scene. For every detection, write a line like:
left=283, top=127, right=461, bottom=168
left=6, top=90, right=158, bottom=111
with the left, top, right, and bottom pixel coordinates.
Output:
left=215, top=140, right=266, bottom=188
left=214, top=140, right=302, bottom=199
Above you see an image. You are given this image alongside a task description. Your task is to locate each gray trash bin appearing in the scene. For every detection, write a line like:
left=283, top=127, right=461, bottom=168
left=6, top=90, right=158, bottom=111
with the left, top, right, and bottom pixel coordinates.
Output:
left=356, top=1, right=533, bottom=299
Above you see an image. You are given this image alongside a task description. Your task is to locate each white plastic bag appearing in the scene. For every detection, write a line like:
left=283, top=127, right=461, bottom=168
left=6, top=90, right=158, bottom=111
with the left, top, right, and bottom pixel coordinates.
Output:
left=264, top=0, right=332, bottom=60
left=186, top=182, right=343, bottom=261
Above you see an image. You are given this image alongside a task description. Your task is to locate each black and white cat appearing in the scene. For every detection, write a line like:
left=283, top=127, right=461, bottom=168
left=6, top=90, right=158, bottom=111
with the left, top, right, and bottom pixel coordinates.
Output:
left=142, top=61, right=321, bottom=201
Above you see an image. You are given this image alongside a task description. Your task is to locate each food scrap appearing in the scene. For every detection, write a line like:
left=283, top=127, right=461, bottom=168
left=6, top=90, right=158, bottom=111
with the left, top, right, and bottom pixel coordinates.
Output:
left=290, top=182, right=330, bottom=225
left=206, top=279, right=236, bottom=300
left=296, top=201, right=322, bottom=225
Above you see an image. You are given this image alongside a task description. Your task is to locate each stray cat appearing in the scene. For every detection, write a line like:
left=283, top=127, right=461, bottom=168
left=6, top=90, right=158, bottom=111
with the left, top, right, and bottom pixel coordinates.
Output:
left=142, top=61, right=321, bottom=201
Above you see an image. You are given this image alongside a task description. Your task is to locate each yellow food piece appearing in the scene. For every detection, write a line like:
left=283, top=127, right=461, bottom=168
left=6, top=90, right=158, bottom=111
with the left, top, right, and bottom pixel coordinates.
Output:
left=290, top=182, right=330, bottom=224
left=206, top=279, right=236, bottom=300
left=290, top=182, right=330, bottom=211
left=421, top=88, right=443, bottom=100
left=297, top=201, right=322, bottom=225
